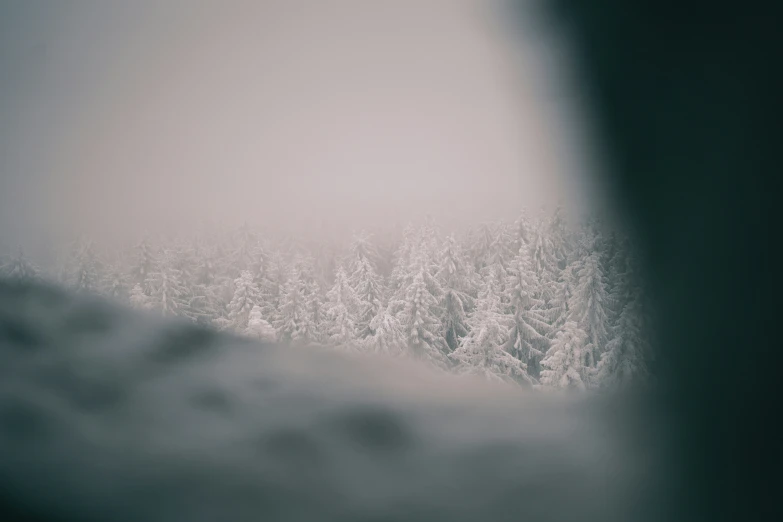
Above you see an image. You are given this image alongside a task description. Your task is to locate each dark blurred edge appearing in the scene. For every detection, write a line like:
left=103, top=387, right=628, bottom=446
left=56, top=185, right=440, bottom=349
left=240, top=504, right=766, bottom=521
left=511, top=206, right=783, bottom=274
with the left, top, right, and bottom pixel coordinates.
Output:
left=507, top=0, right=780, bottom=520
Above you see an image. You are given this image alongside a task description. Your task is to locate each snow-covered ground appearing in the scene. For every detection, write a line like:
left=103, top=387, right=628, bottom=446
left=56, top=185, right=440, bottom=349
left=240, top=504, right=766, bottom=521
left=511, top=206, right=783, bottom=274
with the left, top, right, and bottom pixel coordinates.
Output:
left=0, top=279, right=661, bottom=522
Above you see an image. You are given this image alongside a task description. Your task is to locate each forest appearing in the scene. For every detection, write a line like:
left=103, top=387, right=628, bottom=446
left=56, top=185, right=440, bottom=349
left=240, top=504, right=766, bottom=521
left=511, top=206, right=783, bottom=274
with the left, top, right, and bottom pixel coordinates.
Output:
left=0, top=208, right=651, bottom=390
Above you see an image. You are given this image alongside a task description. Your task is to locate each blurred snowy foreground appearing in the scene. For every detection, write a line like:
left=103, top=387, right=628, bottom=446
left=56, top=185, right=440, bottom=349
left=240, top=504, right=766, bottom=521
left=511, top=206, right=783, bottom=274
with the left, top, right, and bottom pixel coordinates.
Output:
left=0, top=279, right=662, bottom=522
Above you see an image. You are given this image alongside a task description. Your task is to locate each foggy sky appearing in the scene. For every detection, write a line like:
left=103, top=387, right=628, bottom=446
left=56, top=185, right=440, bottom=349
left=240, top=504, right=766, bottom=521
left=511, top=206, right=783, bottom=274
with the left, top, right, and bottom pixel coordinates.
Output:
left=1, top=0, right=599, bottom=254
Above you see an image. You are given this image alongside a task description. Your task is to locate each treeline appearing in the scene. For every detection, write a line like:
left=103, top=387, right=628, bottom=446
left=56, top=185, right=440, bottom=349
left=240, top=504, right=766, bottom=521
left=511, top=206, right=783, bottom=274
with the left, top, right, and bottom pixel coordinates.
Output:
left=0, top=209, right=652, bottom=389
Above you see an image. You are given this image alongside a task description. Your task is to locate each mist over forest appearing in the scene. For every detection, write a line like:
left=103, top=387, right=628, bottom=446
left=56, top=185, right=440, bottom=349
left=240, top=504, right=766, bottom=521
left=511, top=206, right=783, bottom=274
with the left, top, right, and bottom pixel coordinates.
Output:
left=1, top=207, right=651, bottom=390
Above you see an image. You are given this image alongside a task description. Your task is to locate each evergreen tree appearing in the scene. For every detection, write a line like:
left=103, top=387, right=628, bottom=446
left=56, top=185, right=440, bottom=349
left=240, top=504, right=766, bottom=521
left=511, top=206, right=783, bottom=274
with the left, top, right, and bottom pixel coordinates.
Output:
left=540, top=321, right=591, bottom=390
left=470, top=222, right=496, bottom=273
left=451, top=273, right=531, bottom=385
left=273, top=260, right=320, bottom=344
left=478, top=248, right=508, bottom=310
left=72, top=241, right=101, bottom=294
left=0, top=249, right=39, bottom=281
left=274, top=273, right=304, bottom=343
left=548, top=261, right=577, bottom=334
left=604, top=233, right=632, bottom=324
left=260, top=251, right=287, bottom=331
left=188, top=245, right=223, bottom=325
left=493, top=221, right=518, bottom=269
left=297, top=256, right=324, bottom=344
left=398, top=265, right=449, bottom=369
left=346, top=231, right=384, bottom=340
left=149, top=252, right=189, bottom=319
left=418, top=214, right=441, bottom=265
left=350, top=256, right=385, bottom=339
left=392, top=245, right=444, bottom=317
left=132, top=236, right=158, bottom=295
left=249, top=241, right=272, bottom=293
left=568, top=250, right=609, bottom=368
left=244, top=305, right=277, bottom=342
left=529, top=218, right=558, bottom=301
left=323, top=266, right=359, bottom=347
left=227, top=270, right=260, bottom=331
left=437, top=235, right=475, bottom=352
left=514, top=209, right=533, bottom=250
left=548, top=205, right=572, bottom=271
left=32, top=213, right=649, bottom=387
left=366, top=303, right=406, bottom=356
left=347, top=230, right=381, bottom=272
left=388, top=223, right=420, bottom=298
left=129, top=283, right=153, bottom=310
left=596, top=295, right=650, bottom=387
left=102, top=260, right=129, bottom=302
left=597, top=241, right=651, bottom=387
left=504, top=246, right=551, bottom=379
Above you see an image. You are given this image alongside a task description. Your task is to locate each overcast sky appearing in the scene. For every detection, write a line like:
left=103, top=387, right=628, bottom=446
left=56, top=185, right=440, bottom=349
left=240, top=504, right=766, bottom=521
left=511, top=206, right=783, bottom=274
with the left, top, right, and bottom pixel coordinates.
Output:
left=1, top=0, right=599, bottom=254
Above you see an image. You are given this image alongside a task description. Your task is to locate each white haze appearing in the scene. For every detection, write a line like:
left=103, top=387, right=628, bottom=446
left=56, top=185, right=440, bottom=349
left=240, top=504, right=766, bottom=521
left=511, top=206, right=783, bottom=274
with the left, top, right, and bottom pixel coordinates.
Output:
left=0, top=0, right=604, bottom=259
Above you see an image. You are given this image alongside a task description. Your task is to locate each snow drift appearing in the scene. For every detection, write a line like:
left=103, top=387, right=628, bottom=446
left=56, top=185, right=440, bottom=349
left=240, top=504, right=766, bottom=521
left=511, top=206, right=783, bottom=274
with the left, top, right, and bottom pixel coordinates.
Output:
left=0, top=279, right=664, bottom=522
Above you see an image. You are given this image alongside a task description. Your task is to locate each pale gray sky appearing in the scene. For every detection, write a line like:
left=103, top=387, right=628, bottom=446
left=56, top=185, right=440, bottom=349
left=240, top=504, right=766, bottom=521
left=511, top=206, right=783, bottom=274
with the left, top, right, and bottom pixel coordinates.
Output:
left=1, top=0, right=598, bottom=254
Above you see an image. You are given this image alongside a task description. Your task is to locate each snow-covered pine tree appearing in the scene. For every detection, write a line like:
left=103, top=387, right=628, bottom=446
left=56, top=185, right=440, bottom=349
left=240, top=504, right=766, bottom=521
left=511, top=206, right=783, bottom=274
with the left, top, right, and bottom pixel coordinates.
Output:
left=226, top=270, right=261, bottom=331
left=208, top=239, right=239, bottom=313
left=493, top=220, right=518, bottom=269
left=129, top=283, right=152, bottom=310
left=471, top=222, right=496, bottom=273
left=348, top=232, right=385, bottom=340
left=0, top=249, right=39, bottom=281
left=548, top=261, right=577, bottom=335
left=418, top=214, right=441, bottom=266
left=259, top=251, right=287, bottom=332
left=451, top=272, right=531, bottom=385
left=366, top=303, right=406, bottom=356
left=350, top=256, right=384, bottom=340
left=101, top=259, right=129, bottom=302
left=302, top=277, right=325, bottom=344
left=71, top=240, right=101, bottom=294
left=347, top=230, right=381, bottom=272
left=398, top=263, right=449, bottom=370
left=437, top=234, right=475, bottom=352
left=323, top=265, right=359, bottom=348
left=540, top=320, right=591, bottom=391
left=244, top=305, right=276, bottom=342
left=248, top=240, right=271, bottom=292
left=187, top=244, right=223, bottom=326
left=596, top=294, right=650, bottom=388
left=388, top=223, right=419, bottom=298
left=514, top=209, right=533, bottom=250
left=547, top=205, right=572, bottom=271
left=170, top=241, right=206, bottom=322
left=504, top=245, right=551, bottom=379
left=274, top=259, right=320, bottom=344
left=568, top=250, right=609, bottom=369
left=478, top=238, right=509, bottom=311
left=132, top=236, right=158, bottom=296
left=387, top=224, right=442, bottom=320
left=597, top=237, right=652, bottom=386
left=296, top=256, right=324, bottom=344
left=529, top=216, right=558, bottom=299
left=603, top=233, right=632, bottom=324
left=148, top=252, right=189, bottom=319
